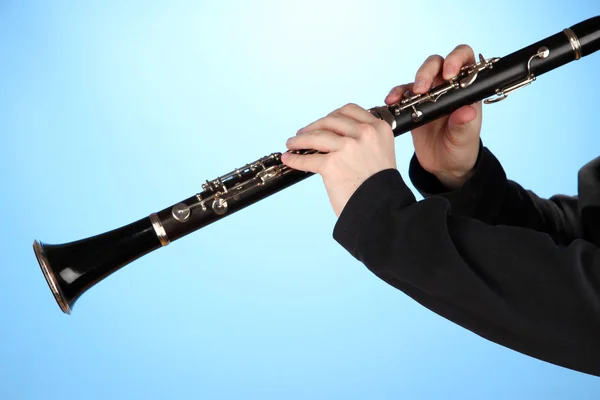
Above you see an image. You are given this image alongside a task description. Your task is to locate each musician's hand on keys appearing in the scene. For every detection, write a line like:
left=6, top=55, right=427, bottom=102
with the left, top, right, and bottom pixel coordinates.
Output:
left=386, top=44, right=482, bottom=190
left=281, top=103, right=396, bottom=217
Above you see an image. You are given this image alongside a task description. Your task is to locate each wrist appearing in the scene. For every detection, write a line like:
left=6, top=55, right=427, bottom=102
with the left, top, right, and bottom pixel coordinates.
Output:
left=431, top=142, right=481, bottom=190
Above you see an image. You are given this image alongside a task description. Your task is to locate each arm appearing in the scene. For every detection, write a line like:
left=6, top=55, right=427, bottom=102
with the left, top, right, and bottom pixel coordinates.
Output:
left=386, top=44, right=581, bottom=244
left=334, top=169, right=600, bottom=377
left=409, top=141, right=581, bottom=245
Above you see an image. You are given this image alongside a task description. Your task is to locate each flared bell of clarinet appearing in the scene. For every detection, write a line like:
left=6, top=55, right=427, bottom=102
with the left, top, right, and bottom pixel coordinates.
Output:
left=33, top=217, right=162, bottom=314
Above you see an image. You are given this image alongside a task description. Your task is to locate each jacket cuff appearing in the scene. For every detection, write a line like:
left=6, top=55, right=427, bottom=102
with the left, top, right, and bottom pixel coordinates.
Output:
left=333, top=169, right=415, bottom=255
left=408, top=141, right=506, bottom=217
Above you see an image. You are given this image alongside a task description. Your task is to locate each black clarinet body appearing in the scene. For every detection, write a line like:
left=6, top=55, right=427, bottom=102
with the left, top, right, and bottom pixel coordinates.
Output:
left=34, top=16, right=600, bottom=314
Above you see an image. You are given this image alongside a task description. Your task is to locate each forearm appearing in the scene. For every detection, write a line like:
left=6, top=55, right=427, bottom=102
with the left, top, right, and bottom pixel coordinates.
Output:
left=334, top=169, right=600, bottom=376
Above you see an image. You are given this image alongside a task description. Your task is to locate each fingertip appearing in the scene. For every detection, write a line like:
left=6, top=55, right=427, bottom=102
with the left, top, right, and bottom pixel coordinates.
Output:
left=285, top=136, right=302, bottom=151
left=387, top=88, right=402, bottom=100
left=442, top=62, right=456, bottom=80
left=385, top=93, right=399, bottom=104
left=280, top=151, right=292, bottom=165
left=412, top=79, right=428, bottom=93
left=448, top=105, right=477, bottom=126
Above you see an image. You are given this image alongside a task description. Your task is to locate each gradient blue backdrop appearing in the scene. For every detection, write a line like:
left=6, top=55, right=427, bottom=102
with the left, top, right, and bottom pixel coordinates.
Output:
left=1, top=1, right=599, bottom=398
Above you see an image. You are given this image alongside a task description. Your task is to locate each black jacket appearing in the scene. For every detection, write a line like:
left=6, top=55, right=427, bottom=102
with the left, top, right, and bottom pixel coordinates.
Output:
left=333, top=141, right=600, bottom=376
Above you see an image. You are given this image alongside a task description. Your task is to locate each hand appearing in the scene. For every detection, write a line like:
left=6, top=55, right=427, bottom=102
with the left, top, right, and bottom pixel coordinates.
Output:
left=385, top=44, right=482, bottom=190
left=281, top=103, right=396, bottom=217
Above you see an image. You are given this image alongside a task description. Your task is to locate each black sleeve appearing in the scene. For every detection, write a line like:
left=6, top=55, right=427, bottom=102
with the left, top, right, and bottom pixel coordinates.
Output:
left=333, top=169, right=600, bottom=377
left=408, top=142, right=581, bottom=245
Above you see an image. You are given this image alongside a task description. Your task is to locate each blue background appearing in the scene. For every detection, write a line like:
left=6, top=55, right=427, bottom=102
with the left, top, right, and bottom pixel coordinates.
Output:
left=1, top=1, right=599, bottom=398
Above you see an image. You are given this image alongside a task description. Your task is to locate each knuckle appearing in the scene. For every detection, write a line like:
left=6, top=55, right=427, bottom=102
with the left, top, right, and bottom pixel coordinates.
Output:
left=426, top=54, right=443, bottom=63
left=455, top=43, right=472, bottom=51
left=390, top=85, right=407, bottom=95
left=357, top=123, right=377, bottom=137
left=342, top=102, right=359, bottom=111
left=322, top=116, right=337, bottom=130
left=453, top=44, right=474, bottom=59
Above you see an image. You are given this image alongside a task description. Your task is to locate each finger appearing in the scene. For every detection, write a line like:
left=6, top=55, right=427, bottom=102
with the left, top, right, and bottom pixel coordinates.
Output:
left=443, top=44, right=476, bottom=80
left=286, top=130, right=345, bottom=153
left=298, top=113, right=361, bottom=138
left=445, top=105, right=481, bottom=148
left=280, top=152, right=325, bottom=174
left=413, top=54, right=444, bottom=93
left=332, top=103, right=378, bottom=124
left=447, top=105, right=478, bottom=128
left=385, top=82, right=414, bottom=105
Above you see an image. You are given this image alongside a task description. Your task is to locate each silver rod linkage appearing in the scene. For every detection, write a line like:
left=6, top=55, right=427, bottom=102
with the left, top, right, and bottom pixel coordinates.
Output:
left=484, top=47, right=550, bottom=104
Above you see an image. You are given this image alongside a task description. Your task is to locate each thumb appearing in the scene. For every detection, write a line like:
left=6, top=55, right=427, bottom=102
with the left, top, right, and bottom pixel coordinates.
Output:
left=446, top=105, right=479, bottom=143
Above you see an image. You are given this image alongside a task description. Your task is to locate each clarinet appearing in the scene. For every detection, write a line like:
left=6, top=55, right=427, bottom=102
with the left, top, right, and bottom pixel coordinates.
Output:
left=34, top=16, right=600, bottom=314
